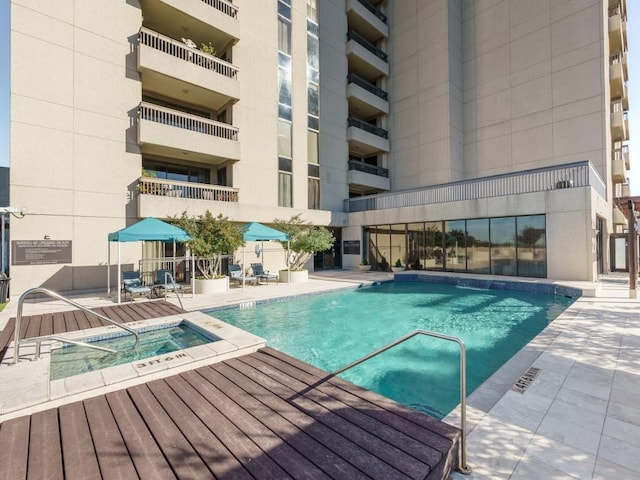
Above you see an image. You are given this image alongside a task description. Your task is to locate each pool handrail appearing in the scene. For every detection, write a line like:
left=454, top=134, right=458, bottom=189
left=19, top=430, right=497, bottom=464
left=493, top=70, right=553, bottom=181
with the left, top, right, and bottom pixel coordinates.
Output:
left=331, top=329, right=472, bottom=475
left=157, top=270, right=184, bottom=310
left=12, top=287, right=140, bottom=364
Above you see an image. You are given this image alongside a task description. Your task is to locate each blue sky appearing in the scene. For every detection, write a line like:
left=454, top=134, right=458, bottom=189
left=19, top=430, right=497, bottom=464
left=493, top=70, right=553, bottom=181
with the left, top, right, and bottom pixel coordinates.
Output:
left=0, top=5, right=639, bottom=193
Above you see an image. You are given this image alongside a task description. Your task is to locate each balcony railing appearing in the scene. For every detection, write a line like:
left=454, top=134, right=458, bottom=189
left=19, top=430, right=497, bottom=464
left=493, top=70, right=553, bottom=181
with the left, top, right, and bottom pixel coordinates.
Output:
left=347, top=73, right=388, bottom=100
left=348, top=159, right=389, bottom=178
left=201, top=0, right=238, bottom=18
left=347, top=30, right=388, bottom=61
left=139, top=102, right=239, bottom=141
left=355, top=0, right=387, bottom=23
left=137, top=177, right=239, bottom=202
left=139, top=27, right=238, bottom=80
left=348, top=117, right=388, bottom=139
left=346, top=161, right=606, bottom=213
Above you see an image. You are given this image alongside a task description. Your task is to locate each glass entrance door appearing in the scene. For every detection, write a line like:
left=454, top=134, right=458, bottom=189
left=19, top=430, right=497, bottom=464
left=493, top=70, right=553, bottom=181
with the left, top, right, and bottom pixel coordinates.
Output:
left=611, top=235, right=628, bottom=272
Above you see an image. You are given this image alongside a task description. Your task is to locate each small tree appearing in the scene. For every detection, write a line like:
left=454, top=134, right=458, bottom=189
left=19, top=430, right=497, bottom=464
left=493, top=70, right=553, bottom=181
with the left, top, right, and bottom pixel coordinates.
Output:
left=273, top=214, right=335, bottom=271
left=172, top=211, right=244, bottom=279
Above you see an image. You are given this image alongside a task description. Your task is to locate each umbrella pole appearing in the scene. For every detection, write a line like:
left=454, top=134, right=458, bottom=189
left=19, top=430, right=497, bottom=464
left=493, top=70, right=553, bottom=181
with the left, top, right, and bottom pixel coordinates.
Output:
left=117, top=242, right=121, bottom=304
left=242, top=247, right=246, bottom=290
left=107, top=241, right=111, bottom=298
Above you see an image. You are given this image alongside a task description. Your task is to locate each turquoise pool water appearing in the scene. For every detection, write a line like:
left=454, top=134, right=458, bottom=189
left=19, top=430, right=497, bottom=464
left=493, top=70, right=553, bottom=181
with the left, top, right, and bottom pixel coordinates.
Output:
left=211, top=281, right=575, bottom=418
left=50, top=323, right=213, bottom=380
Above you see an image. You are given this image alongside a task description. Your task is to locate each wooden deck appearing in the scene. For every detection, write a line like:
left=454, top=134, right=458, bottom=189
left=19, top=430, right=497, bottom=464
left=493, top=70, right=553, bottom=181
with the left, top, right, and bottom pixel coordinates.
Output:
left=0, top=347, right=460, bottom=479
left=0, top=300, right=185, bottom=362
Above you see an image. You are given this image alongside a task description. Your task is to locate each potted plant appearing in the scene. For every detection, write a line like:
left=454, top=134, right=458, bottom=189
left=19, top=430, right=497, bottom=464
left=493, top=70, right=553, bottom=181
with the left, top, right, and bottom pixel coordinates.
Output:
left=359, top=258, right=372, bottom=272
left=273, top=214, right=335, bottom=283
left=172, top=210, right=244, bottom=293
left=391, top=258, right=404, bottom=273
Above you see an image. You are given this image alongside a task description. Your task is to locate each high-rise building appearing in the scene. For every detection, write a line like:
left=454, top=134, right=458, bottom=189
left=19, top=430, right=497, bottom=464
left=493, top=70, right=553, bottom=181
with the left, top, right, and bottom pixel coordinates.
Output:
left=8, top=0, right=630, bottom=294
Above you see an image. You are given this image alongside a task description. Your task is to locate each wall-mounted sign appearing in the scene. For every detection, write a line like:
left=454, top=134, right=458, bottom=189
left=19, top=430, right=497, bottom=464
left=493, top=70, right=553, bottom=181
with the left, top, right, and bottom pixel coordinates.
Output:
left=343, top=240, right=360, bottom=255
left=12, top=240, right=72, bottom=265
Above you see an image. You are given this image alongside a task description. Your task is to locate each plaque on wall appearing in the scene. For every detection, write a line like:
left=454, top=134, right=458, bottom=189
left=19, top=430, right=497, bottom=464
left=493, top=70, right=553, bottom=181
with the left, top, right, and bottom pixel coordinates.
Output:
left=343, top=240, right=360, bottom=255
left=12, top=240, right=72, bottom=265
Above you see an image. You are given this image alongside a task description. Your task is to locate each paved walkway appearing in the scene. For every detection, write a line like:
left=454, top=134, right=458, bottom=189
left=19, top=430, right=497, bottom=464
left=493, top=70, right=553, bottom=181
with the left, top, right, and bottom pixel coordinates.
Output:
left=1, top=270, right=639, bottom=479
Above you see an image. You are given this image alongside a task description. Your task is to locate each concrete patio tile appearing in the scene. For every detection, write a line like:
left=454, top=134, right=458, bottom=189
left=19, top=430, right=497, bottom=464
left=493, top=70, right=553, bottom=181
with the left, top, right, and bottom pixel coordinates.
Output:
left=526, top=434, right=597, bottom=479
left=536, top=413, right=602, bottom=455
left=597, top=434, right=640, bottom=474
left=593, top=457, right=640, bottom=480
left=602, top=416, right=640, bottom=448
left=553, top=387, right=609, bottom=417
left=606, top=400, right=640, bottom=427
left=511, top=453, right=583, bottom=479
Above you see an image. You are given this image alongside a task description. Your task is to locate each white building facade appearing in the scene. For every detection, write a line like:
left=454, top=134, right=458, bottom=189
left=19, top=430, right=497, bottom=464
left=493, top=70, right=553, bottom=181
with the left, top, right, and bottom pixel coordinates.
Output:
left=8, top=0, right=630, bottom=295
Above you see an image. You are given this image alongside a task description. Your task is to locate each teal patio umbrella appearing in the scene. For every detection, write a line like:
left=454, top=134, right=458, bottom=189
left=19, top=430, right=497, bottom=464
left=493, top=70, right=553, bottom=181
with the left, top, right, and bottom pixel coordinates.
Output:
left=240, top=222, right=289, bottom=288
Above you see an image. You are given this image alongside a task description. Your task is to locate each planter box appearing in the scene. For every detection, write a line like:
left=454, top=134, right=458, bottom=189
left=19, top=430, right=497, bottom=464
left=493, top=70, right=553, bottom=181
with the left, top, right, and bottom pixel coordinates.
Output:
left=195, top=277, right=228, bottom=294
left=358, top=265, right=372, bottom=272
left=391, top=267, right=404, bottom=273
left=279, top=269, right=309, bottom=283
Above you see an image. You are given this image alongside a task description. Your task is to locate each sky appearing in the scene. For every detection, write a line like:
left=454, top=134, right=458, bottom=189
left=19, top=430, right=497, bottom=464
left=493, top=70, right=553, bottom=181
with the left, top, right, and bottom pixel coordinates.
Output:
left=0, top=4, right=639, bottom=193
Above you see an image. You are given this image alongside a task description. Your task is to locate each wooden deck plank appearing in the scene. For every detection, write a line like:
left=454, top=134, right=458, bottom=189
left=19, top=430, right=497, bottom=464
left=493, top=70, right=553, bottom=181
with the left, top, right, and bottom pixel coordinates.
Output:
left=38, top=314, right=54, bottom=337
left=24, top=314, right=40, bottom=339
left=58, top=402, right=102, bottom=480
left=105, top=389, right=176, bottom=480
left=0, top=415, right=30, bottom=479
left=254, top=349, right=460, bottom=479
left=72, top=309, right=93, bottom=330
left=62, top=311, right=80, bottom=332
left=146, top=378, right=254, bottom=480
left=0, top=317, right=15, bottom=361
left=83, top=395, right=139, bottom=479
left=259, top=348, right=459, bottom=446
left=193, top=367, right=335, bottom=480
left=125, top=301, right=165, bottom=320
left=52, top=312, right=66, bottom=335
left=208, top=363, right=368, bottom=480
left=27, top=409, right=64, bottom=480
left=220, top=359, right=421, bottom=480
left=166, top=373, right=292, bottom=480
left=127, top=383, right=215, bottom=479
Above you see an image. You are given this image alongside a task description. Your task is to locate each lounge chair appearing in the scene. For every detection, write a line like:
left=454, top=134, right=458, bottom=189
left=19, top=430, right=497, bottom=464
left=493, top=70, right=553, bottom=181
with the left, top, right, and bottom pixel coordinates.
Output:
left=228, top=264, right=257, bottom=287
left=251, top=263, right=279, bottom=284
left=122, top=271, right=151, bottom=300
left=153, top=269, right=183, bottom=296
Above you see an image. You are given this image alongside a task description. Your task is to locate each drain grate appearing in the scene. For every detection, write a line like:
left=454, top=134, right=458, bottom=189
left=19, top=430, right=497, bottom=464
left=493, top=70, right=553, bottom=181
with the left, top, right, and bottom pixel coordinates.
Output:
left=511, top=367, right=540, bottom=394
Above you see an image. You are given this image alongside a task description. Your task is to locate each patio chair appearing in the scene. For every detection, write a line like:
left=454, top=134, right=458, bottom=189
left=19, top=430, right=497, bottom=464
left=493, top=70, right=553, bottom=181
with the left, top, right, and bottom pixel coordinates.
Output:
left=122, top=271, right=151, bottom=300
left=153, top=269, right=183, bottom=296
left=228, top=264, right=257, bottom=287
left=251, top=263, right=279, bottom=284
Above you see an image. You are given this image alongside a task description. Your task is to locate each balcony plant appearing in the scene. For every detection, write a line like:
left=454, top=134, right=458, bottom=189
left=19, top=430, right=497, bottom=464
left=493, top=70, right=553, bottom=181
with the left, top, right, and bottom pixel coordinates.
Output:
left=359, top=258, right=372, bottom=272
left=273, top=214, right=335, bottom=282
left=136, top=168, right=157, bottom=194
left=172, top=210, right=244, bottom=293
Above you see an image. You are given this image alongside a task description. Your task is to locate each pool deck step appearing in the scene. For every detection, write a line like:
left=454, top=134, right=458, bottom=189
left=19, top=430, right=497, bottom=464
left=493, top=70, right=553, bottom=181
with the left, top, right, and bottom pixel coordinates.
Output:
left=0, top=347, right=460, bottom=480
left=0, top=300, right=186, bottom=362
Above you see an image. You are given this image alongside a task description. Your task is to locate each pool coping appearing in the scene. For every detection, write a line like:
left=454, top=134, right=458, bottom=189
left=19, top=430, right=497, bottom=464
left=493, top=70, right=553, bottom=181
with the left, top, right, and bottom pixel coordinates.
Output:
left=0, top=311, right=266, bottom=421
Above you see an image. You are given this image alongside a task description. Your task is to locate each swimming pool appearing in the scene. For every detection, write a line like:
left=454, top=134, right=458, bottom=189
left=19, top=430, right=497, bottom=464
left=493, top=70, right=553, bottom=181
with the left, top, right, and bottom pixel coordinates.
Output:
left=210, top=281, right=575, bottom=418
left=50, top=322, right=215, bottom=380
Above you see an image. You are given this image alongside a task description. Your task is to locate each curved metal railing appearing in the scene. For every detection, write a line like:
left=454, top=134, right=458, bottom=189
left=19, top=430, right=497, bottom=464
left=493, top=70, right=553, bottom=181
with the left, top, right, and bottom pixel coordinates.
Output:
left=12, top=288, right=140, bottom=364
left=331, top=329, right=472, bottom=475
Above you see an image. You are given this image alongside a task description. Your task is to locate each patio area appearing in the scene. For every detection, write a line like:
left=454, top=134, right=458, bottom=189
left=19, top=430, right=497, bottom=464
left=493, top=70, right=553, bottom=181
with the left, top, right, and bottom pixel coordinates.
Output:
left=0, top=270, right=638, bottom=478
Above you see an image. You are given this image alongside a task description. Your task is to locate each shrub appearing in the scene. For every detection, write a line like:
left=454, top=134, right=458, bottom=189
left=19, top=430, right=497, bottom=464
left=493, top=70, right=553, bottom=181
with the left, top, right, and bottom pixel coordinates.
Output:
left=273, top=214, right=335, bottom=271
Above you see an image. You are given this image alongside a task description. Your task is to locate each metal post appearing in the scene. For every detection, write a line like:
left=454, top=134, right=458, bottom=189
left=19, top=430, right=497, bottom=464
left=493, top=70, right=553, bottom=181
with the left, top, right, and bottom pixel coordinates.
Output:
left=1, top=212, right=6, bottom=275
left=628, top=200, right=637, bottom=298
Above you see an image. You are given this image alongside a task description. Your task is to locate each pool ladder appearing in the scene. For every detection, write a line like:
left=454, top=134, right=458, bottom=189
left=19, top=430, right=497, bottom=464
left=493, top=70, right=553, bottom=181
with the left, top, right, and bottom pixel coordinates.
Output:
left=12, top=288, right=140, bottom=365
left=332, top=329, right=472, bottom=475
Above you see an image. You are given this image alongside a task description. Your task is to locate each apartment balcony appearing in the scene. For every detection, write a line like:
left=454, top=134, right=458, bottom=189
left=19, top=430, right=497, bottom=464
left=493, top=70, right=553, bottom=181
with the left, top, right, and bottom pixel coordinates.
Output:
left=614, top=144, right=630, bottom=170
left=137, top=102, right=240, bottom=165
left=608, top=8, right=627, bottom=55
left=612, top=158, right=626, bottom=184
left=347, top=117, right=390, bottom=156
left=611, top=108, right=629, bottom=142
left=346, top=0, right=388, bottom=43
left=347, top=73, right=389, bottom=118
left=615, top=182, right=631, bottom=198
left=137, top=177, right=239, bottom=219
left=138, top=28, right=239, bottom=111
left=347, top=30, right=389, bottom=80
left=609, top=62, right=628, bottom=110
left=140, top=0, right=239, bottom=48
left=347, top=160, right=390, bottom=194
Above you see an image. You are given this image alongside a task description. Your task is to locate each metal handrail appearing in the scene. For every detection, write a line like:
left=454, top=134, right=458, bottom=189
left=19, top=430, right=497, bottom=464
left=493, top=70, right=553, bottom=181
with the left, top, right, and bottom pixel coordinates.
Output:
left=331, top=329, right=472, bottom=475
left=13, top=288, right=140, bottom=364
left=158, top=271, right=184, bottom=310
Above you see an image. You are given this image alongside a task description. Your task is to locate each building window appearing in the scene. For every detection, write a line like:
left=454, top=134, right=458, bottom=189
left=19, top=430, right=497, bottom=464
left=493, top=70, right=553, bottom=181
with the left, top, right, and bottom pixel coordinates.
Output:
left=279, top=172, right=292, bottom=207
